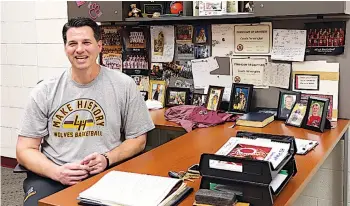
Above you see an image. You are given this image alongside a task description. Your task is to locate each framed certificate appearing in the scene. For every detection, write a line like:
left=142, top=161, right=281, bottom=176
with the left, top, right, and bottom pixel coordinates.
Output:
left=234, top=22, right=272, bottom=55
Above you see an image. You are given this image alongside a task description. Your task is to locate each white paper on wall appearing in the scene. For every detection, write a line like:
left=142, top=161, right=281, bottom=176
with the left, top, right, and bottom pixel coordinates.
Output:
left=151, top=26, right=175, bottom=62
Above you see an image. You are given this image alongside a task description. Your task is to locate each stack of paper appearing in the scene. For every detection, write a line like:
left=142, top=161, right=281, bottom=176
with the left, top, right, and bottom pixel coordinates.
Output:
left=78, top=171, right=185, bottom=206
left=210, top=137, right=290, bottom=172
left=146, top=99, right=163, bottom=110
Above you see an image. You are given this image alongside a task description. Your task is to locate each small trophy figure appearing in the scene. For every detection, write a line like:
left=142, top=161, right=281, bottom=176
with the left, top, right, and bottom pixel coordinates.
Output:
left=128, top=4, right=142, bottom=17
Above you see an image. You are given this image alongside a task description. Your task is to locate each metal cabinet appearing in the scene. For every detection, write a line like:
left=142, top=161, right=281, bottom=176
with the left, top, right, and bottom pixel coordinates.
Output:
left=253, top=1, right=350, bottom=17
left=67, top=1, right=127, bottom=22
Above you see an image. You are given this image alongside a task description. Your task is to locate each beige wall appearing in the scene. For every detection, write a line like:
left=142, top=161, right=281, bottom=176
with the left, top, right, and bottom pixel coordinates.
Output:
left=0, top=1, right=349, bottom=205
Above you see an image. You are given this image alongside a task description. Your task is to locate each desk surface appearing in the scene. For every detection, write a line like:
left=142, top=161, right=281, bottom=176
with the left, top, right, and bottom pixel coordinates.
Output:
left=39, top=110, right=350, bottom=206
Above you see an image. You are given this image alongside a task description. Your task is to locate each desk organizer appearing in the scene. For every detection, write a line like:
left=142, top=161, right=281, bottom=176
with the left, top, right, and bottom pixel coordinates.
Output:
left=198, top=131, right=298, bottom=206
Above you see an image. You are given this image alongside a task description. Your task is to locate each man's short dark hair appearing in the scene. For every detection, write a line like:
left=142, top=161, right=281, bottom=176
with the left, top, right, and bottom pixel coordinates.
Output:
left=62, top=17, right=101, bottom=44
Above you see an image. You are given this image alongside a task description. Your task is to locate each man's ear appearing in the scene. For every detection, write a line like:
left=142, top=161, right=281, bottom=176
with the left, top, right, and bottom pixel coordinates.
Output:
left=97, top=40, right=103, bottom=52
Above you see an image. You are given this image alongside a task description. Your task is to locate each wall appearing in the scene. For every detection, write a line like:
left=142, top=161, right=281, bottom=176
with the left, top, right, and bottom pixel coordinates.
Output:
left=0, top=1, right=349, bottom=206
left=0, top=1, right=69, bottom=157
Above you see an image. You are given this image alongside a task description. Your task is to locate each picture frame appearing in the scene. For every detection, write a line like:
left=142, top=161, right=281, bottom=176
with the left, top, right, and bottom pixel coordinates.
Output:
left=192, top=93, right=207, bottom=107
left=294, top=74, right=320, bottom=91
left=205, top=85, right=225, bottom=111
left=302, top=97, right=329, bottom=132
left=148, top=80, right=166, bottom=106
left=165, top=87, right=190, bottom=107
left=140, top=91, right=148, bottom=101
left=277, top=90, right=301, bottom=120
left=228, top=83, right=253, bottom=113
left=285, top=103, right=307, bottom=128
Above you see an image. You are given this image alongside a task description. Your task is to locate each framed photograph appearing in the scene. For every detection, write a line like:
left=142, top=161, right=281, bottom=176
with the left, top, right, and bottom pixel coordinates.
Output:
left=205, top=85, right=225, bottom=111
left=194, top=45, right=210, bottom=59
left=277, top=90, right=301, bottom=120
left=302, top=97, right=330, bottom=132
left=285, top=103, right=307, bottom=127
left=140, top=91, right=148, bottom=101
left=294, top=74, right=320, bottom=90
left=148, top=80, right=166, bottom=106
left=300, top=93, right=334, bottom=121
left=176, top=43, right=195, bottom=60
left=176, top=25, right=193, bottom=42
left=228, top=83, right=253, bottom=113
left=165, top=87, right=190, bottom=107
left=194, top=25, right=209, bottom=44
left=192, top=93, right=207, bottom=107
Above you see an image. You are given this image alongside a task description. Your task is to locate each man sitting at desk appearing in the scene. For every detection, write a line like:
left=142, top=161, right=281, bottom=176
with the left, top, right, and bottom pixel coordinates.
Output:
left=16, top=17, right=155, bottom=206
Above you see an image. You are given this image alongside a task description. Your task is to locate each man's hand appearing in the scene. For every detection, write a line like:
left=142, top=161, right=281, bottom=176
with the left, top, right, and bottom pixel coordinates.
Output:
left=54, top=163, right=90, bottom=185
left=81, top=152, right=108, bottom=175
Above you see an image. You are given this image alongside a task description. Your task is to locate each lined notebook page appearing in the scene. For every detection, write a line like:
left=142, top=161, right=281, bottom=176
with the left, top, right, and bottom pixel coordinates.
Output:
left=79, top=171, right=182, bottom=206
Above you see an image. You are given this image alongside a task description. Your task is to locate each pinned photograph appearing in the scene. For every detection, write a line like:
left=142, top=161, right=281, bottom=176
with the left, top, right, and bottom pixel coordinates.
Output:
left=165, top=87, right=190, bottom=107
left=131, top=75, right=149, bottom=91
left=277, top=91, right=301, bottom=120
left=150, top=63, right=163, bottom=80
left=176, top=25, right=193, bottom=42
left=285, top=103, right=307, bottom=127
left=123, top=53, right=148, bottom=70
left=123, top=27, right=147, bottom=50
left=176, top=43, right=194, bottom=60
left=194, top=25, right=209, bottom=44
left=206, top=85, right=225, bottom=111
left=228, top=83, right=253, bottom=113
left=302, top=97, right=329, bottom=132
left=194, top=45, right=210, bottom=59
left=154, top=31, right=165, bottom=55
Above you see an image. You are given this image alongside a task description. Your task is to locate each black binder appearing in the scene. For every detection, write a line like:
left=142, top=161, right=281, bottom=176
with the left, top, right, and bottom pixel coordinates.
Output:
left=198, top=131, right=298, bottom=206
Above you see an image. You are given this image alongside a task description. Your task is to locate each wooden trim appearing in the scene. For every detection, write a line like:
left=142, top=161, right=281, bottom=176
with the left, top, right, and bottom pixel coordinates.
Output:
left=1, top=156, right=18, bottom=168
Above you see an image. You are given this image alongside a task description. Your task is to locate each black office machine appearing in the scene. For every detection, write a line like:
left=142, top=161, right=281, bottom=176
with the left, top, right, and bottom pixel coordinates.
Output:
left=198, top=131, right=298, bottom=206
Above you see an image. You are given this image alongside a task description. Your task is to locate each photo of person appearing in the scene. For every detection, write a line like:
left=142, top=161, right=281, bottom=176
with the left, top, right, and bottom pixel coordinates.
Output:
left=177, top=43, right=194, bottom=59
left=207, top=88, right=222, bottom=111
left=150, top=63, right=163, bottom=80
left=233, top=87, right=249, bottom=112
left=194, top=26, right=208, bottom=44
left=122, top=54, right=148, bottom=69
left=123, top=28, right=147, bottom=49
left=280, top=95, right=297, bottom=119
left=154, top=31, right=164, bottom=55
left=194, top=45, right=210, bottom=59
left=192, top=93, right=207, bottom=107
left=306, top=101, right=324, bottom=128
left=286, top=103, right=307, bottom=127
left=168, top=91, right=186, bottom=105
left=149, top=81, right=166, bottom=105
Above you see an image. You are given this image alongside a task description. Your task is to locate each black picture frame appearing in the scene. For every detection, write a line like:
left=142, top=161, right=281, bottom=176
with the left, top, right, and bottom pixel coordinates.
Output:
left=140, top=91, right=148, bottom=101
left=277, top=90, right=301, bottom=120
left=228, top=83, right=253, bottom=114
left=192, top=93, right=207, bottom=107
left=165, top=87, right=190, bottom=107
left=205, top=85, right=225, bottom=111
left=294, top=74, right=320, bottom=91
left=302, top=97, right=329, bottom=132
left=285, top=103, right=308, bottom=128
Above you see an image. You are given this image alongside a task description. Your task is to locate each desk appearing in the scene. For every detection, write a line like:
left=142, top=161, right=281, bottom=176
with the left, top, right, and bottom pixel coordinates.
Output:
left=39, top=109, right=350, bottom=206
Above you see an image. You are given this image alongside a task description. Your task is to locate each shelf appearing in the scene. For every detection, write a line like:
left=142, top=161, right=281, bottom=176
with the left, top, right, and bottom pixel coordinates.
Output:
left=124, top=13, right=259, bottom=25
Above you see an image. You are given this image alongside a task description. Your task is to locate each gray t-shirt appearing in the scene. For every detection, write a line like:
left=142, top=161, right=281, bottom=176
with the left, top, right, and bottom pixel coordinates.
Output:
left=18, top=66, right=155, bottom=166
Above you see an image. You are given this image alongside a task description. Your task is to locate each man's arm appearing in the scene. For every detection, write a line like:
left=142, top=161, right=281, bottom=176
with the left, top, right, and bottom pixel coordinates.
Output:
left=17, top=136, right=90, bottom=185
left=81, top=134, right=146, bottom=174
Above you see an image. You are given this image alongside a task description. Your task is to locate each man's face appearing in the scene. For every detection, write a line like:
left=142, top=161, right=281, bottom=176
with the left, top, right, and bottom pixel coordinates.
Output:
left=312, top=104, right=320, bottom=115
left=64, top=26, right=102, bottom=70
left=285, top=96, right=293, bottom=108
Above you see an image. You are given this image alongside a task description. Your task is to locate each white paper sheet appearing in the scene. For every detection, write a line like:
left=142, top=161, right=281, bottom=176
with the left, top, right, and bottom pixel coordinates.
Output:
left=211, top=24, right=235, bottom=57
left=265, top=62, right=291, bottom=89
left=151, top=26, right=175, bottom=62
left=271, top=29, right=307, bottom=62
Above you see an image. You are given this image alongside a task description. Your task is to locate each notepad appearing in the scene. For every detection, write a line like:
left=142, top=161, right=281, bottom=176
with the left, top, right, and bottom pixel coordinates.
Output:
left=78, top=171, right=185, bottom=206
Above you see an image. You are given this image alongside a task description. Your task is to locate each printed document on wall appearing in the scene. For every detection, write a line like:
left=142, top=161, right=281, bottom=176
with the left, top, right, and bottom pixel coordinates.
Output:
left=271, top=29, right=307, bottom=62
left=265, top=62, right=291, bottom=89
left=231, top=57, right=267, bottom=88
left=151, top=26, right=175, bottom=62
left=212, top=24, right=235, bottom=57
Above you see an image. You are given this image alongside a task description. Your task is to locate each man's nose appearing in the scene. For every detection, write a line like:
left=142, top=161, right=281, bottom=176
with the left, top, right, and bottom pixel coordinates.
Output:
left=76, top=43, right=84, bottom=53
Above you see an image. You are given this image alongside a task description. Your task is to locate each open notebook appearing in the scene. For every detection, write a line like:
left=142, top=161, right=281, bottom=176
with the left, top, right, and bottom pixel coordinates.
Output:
left=78, top=171, right=188, bottom=206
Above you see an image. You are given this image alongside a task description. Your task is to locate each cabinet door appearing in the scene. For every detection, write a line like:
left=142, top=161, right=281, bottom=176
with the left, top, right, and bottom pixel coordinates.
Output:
left=67, top=1, right=123, bottom=22
left=254, top=1, right=345, bottom=17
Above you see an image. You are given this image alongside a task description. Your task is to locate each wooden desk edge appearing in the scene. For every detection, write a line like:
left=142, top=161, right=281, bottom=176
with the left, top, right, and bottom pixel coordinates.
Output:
left=284, top=120, right=350, bottom=206
left=38, top=120, right=350, bottom=206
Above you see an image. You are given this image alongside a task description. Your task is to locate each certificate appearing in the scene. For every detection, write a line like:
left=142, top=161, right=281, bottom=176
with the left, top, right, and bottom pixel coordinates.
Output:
left=234, top=23, right=272, bottom=55
left=231, top=57, right=267, bottom=87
